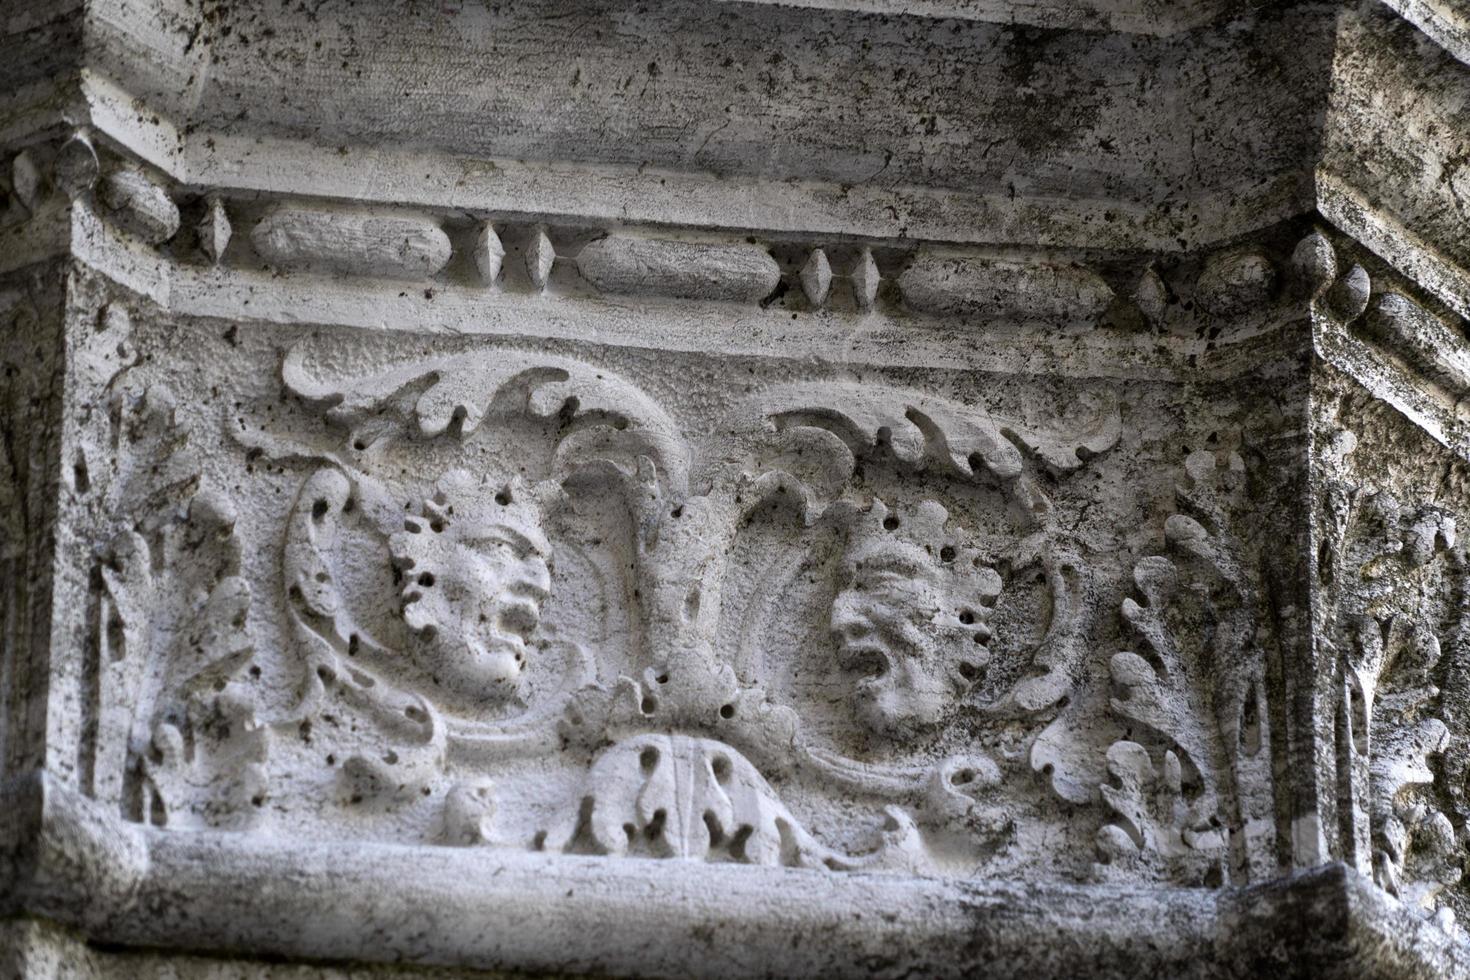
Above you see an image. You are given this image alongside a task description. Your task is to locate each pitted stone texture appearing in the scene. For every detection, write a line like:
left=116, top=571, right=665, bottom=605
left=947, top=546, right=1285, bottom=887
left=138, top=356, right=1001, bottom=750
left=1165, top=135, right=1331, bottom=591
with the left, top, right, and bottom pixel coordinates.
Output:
left=6, top=0, right=1470, bottom=976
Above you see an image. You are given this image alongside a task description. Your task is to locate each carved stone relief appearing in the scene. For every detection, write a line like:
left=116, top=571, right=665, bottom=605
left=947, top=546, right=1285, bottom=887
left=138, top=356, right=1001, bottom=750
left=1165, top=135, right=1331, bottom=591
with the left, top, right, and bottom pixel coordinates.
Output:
left=32, top=260, right=1323, bottom=896
left=1314, top=372, right=1470, bottom=930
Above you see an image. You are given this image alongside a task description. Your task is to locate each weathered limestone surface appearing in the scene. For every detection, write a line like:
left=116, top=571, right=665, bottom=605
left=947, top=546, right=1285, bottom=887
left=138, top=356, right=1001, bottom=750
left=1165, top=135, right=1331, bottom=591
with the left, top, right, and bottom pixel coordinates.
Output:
left=5, top=0, right=1470, bottom=977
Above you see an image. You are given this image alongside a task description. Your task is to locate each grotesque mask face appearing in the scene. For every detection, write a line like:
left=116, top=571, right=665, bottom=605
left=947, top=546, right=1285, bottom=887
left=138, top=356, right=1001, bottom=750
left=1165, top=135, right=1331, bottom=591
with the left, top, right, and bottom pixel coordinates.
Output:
left=830, top=500, right=1001, bottom=738
left=388, top=471, right=552, bottom=705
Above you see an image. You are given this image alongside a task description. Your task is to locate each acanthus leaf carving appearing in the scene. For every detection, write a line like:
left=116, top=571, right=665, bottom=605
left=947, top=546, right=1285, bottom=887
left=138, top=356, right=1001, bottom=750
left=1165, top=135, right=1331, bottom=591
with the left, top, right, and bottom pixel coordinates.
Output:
left=89, top=383, right=264, bottom=829
left=545, top=734, right=924, bottom=872
left=1315, top=403, right=1466, bottom=922
left=218, top=333, right=1248, bottom=884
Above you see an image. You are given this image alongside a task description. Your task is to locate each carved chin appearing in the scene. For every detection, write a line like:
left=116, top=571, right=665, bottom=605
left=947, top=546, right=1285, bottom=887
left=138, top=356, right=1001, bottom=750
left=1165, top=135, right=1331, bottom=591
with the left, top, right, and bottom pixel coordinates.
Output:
left=856, top=681, right=946, bottom=736
left=466, top=645, right=525, bottom=690
left=413, top=632, right=526, bottom=701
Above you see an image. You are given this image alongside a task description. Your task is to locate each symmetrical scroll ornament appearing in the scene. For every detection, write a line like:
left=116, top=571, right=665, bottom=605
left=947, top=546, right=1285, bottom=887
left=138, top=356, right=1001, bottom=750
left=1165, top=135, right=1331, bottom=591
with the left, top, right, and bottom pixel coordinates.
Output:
left=230, top=337, right=1135, bottom=876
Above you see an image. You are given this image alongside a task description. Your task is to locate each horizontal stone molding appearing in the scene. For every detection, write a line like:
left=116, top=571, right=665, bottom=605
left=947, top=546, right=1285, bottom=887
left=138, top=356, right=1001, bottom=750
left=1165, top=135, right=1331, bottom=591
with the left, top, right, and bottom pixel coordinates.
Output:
left=46, top=71, right=1313, bottom=257
left=61, top=206, right=1304, bottom=382
left=711, top=0, right=1253, bottom=35
left=0, top=771, right=1461, bottom=980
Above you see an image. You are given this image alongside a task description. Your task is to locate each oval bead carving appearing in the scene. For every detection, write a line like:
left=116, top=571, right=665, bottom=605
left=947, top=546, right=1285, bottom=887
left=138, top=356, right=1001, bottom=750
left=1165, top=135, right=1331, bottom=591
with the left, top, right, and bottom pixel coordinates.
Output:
left=898, top=253, right=1114, bottom=322
left=251, top=205, right=452, bottom=280
left=576, top=236, right=781, bottom=303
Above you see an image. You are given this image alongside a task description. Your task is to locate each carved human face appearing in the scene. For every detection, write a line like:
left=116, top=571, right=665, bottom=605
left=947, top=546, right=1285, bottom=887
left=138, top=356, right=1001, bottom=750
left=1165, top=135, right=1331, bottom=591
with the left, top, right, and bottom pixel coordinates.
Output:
left=830, top=505, right=1001, bottom=738
left=388, top=475, right=552, bottom=704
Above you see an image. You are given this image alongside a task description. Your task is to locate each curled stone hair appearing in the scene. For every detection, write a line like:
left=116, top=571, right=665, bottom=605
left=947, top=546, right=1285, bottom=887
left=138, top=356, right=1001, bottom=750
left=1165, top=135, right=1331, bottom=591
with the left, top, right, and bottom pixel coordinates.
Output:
left=389, top=469, right=552, bottom=575
left=843, top=497, right=1004, bottom=614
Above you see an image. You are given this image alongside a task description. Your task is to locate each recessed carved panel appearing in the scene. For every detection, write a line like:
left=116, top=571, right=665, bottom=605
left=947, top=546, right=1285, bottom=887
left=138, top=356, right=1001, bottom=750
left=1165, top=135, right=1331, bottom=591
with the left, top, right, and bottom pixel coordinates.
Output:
left=56, top=276, right=1307, bottom=890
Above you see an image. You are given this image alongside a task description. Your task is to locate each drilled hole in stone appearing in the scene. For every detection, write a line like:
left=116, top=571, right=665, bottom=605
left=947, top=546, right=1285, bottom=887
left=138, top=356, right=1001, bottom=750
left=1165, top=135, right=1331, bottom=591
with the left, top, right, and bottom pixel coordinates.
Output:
left=495, top=489, right=512, bottom=506
left=719, top=703, right=735, bottom=720
left=958, top=609, right=975, bottom=625
left=640, top=746, right=660, bottom=772
left=418, top=572, right=435, bottom=587
left=703, top=811, right=724, bottom=845
left=645, top=810, right=667, bottom=840
left=939, top=545, right=956, bottom=562
left=730, top=825, right=754, bottom=860
left=883, top=515, right=900, bottom=531
left=641, top=695, right=658, bottom=715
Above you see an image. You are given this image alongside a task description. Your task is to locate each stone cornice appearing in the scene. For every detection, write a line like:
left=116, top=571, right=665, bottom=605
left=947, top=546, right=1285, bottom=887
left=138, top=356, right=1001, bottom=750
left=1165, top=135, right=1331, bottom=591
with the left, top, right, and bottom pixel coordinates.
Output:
left=1, top=0, right=1335, bottom=254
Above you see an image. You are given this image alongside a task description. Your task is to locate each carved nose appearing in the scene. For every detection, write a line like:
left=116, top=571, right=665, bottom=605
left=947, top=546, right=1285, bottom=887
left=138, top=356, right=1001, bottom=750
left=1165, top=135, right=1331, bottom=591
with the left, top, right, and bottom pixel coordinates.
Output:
left=829, top=590, right=869, bottom=637
left=498, top=599, right=541, bottom=640
left=517, top=556, right=552, bottom=601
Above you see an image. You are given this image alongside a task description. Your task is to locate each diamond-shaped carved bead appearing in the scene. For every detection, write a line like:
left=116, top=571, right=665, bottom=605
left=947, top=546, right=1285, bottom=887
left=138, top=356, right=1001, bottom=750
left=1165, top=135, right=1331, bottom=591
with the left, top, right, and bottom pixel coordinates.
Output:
left=526, top=226, right=555, bottom=292
left=800, top=249, right=832, bottom=307
left=852, top=247, right=879, bottom=311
